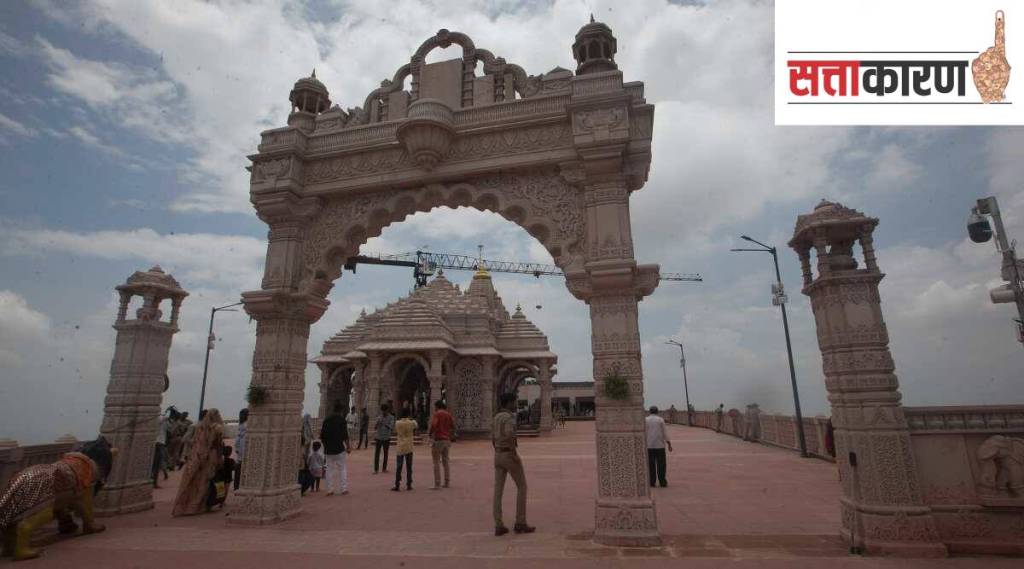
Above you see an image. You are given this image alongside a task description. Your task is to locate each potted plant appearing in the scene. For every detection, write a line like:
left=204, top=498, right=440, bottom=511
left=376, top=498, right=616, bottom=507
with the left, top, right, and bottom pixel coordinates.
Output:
left=247, top=384, right=269, bottom=406
left=602, top=363, right=630, bottom=401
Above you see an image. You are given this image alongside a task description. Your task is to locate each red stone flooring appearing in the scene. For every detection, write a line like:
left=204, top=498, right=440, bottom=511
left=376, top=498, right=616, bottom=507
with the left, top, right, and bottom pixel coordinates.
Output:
left=6, top=422, right=1021, bottom=567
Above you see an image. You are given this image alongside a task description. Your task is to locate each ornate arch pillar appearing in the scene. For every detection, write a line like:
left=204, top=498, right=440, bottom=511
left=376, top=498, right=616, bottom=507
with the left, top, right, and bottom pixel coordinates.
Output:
left=564, top=72, right=661, bottom=543
left=231, top=189, right=330, bottom=526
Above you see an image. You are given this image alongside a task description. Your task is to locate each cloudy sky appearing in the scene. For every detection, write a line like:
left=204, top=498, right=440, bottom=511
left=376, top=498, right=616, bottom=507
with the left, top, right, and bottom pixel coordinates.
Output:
left=1, top=0, right=1020, bottom=444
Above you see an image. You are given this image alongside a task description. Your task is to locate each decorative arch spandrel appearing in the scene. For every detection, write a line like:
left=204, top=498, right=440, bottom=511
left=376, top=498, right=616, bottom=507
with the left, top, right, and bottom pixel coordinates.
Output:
left=299, top=169, right=587, bottom=291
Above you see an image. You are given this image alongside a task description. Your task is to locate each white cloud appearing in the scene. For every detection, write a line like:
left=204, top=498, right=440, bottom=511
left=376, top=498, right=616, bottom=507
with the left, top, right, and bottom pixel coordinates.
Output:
left=862, top=144, right=924, bottom=192
left=0, top=112, right=39, bottom=139
left=0, top=290, right=51, bottom=367
left=0, top=224, right=266, bottom=289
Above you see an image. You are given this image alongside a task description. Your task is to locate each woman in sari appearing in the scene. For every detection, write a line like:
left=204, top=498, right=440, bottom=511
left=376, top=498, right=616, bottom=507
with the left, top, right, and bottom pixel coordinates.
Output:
left=171, top=408, right=224, bottom=516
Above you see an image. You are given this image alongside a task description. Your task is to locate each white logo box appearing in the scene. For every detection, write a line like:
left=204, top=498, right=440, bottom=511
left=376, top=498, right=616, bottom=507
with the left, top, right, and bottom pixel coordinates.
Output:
left=775, top=0, right=1021, bottom=125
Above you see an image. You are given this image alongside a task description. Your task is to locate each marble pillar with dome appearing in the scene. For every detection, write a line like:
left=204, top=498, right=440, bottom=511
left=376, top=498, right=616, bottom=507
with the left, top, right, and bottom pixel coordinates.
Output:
left=312, top=266, right=557, bottom=436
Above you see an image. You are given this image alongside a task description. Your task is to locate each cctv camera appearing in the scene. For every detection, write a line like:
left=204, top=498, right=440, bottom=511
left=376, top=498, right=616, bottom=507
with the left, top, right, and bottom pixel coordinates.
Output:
left=967, top=211, right=993, bottom=243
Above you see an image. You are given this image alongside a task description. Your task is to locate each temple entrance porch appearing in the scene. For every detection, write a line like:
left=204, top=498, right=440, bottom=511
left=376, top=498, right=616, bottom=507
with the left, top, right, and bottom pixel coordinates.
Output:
left=394, top=359, right=433, bottom=429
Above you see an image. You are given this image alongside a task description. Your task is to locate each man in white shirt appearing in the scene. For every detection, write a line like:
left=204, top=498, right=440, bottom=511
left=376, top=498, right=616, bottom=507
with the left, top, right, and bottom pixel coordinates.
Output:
left=152, top=412, right=169, bottom=488
left=645, top=406, right=672, bottom=487
left=346, top=406, right=359, bottom=442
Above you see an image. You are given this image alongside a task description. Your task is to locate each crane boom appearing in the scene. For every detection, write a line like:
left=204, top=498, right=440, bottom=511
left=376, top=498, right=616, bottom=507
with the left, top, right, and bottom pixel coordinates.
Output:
left=345, top=250, right=702, bottom=286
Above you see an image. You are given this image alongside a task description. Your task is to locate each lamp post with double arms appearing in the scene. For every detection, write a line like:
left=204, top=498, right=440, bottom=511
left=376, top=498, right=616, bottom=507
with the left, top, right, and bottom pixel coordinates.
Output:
left=198, top=301, right=244, bottom=416
left=665, top=339, right=692, bottom=425
left=730, top=235, right=809, bottom=457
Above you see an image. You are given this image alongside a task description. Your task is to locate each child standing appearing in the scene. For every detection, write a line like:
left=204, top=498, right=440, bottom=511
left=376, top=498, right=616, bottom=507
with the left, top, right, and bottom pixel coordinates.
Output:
left=308, top=440, right=326, bottom=492
left=392, top=409, right=417, bottom=491
left=207, top=445, right=235, bottom=510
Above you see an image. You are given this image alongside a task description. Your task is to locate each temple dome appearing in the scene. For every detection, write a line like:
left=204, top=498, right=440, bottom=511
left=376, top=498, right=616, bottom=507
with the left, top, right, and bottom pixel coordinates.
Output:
left=572, top=15, right=618, bottom=75
left=289, top=69, right=331, bottom=114
left=369, top=296, right=455, bottom=346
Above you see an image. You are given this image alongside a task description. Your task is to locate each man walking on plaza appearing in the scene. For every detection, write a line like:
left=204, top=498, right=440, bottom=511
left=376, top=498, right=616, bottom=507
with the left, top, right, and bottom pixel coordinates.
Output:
left=320, top=402, right=351, bottom=495
left=373, top=403, right=395, bottom=473
left=645, top=406, right=672, bottom=487
left=428, top=400, right=455, bottom=489
left=492, top=393, right=535, bottom=536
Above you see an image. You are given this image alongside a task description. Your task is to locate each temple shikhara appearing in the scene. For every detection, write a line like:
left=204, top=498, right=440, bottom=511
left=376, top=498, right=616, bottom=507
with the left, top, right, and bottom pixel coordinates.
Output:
left=312, top=267, right=557, bottom=436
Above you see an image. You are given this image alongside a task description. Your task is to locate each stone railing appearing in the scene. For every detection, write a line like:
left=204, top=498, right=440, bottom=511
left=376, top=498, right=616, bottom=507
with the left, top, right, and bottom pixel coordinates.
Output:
left=0, top=435, right=78, bottom=490
left=903, top=404, right=1024, bottom=552
left=661, top=409, right=836, bottom=462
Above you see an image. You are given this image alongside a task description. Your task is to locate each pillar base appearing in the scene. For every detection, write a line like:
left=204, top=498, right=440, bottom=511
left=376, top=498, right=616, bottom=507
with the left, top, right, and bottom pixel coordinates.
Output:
left=228, top=484, right=302, bottom=525
left=94, top=480, right=154, bottom=517
left=593, top=498, right=661, bottom=547
left=842, top=501, right=947, bottom=558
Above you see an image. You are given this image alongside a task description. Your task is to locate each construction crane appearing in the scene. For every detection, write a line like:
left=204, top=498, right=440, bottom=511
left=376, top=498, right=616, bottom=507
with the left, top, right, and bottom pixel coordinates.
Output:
left=343, top=247, right=702, bottom=288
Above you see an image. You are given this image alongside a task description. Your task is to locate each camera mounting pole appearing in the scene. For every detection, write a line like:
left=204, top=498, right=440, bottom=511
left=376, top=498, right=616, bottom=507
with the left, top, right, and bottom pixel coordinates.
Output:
left=971, top=196, right=1024, bottom=344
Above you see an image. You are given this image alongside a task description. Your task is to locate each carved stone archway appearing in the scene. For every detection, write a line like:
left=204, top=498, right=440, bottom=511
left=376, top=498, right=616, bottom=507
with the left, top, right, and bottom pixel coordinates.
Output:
left=235, top=21, right=660, bottom=546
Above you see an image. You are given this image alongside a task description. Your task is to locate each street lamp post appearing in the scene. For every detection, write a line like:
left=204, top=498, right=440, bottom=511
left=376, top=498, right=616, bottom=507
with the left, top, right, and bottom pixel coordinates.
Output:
left=731, top=235, right=809, bottom=458
left=198, top=301, right=244, bottom=416
left=665, top=339, right=692, bottom=425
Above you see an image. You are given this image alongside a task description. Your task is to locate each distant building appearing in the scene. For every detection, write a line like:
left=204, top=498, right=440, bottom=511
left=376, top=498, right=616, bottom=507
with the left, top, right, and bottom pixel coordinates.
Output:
left=312, top=268, right=557, bottom=435
left=518, top=381, right=595, bottom=419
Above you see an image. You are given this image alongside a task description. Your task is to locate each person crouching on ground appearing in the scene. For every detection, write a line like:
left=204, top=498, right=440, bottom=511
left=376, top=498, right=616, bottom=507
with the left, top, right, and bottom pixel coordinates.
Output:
left=308, top=440, right=326, bottom=492
left=392, top=409, right=416, bottom=491
left=493, top=393, right=535, bottom=536
left=428, top=400, right=454, bottom=489
left=645, top=406, right=672, bottom=487
left=320, top=402, right=351, bottom=496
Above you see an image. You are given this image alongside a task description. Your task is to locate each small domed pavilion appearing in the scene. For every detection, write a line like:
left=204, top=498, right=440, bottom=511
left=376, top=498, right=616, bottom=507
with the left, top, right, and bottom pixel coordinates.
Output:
left=312, top=267, right=557, bottom=436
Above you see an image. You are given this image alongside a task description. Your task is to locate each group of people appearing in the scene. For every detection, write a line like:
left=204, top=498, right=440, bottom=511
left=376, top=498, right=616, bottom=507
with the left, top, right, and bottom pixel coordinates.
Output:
left=170, top=408, right=235, bottom=516
left=300, top=394, right=534, bottom=535
left=152, top=407, right=195, bottom=488
left=306, top=399, right=457, bottom=494
left=156, top=394, right=536, bottom=535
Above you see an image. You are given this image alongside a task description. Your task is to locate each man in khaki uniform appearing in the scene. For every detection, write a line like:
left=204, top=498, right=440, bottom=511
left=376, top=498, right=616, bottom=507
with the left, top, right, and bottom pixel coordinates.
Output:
left=492, top=393, right=535, bottom=536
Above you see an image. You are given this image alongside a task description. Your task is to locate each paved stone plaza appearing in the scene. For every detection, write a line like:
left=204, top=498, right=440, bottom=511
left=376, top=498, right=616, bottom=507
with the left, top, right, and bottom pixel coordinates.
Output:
left=10, top=423, right=1020, bottom=568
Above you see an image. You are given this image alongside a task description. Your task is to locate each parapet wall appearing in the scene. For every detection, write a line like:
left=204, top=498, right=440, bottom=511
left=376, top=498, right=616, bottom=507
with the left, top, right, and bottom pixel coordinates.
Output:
left=904, top=405, right=1024, bottom=554
left=662, top=409, right=835, bottom=462
left=663, top=405, right=1024, bottom=555
left=0, top=437, right=78, bottom=490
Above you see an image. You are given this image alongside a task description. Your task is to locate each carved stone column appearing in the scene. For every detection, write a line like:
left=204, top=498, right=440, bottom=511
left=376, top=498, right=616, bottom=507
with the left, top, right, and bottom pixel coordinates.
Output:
left=231, top=290, right=326, bottom=525
left=315, top=365, right=330, bottom=421
left=566, top=178, right=661, bottom=546
left=564, top=44, right=661, bottom=542
left=538, top=361, right=554, bottom=433
left=231, top=190, right=329, bottom=525
left=481, top=356, right=496, bottom=434
left=366, top=355, right=382, bottom=427
left=95, top=266, right=187, bottom=516
left=428, top=350, right=445, bottom=406
left=789, top=201, right=945, bottom=557
left=353, top=363, right=367, bottom=412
